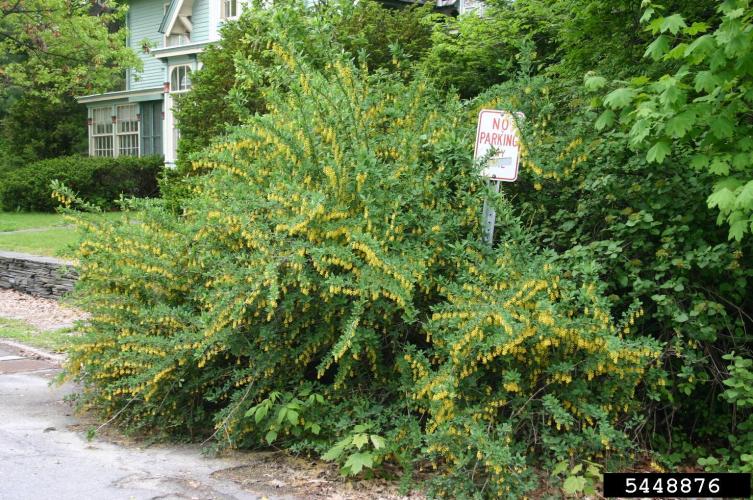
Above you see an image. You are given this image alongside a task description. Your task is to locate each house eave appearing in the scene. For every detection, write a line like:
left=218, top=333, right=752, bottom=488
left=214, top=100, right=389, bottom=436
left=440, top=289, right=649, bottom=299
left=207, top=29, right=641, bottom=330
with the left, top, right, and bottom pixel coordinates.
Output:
left=150, top=41, right=210, bottom=59
left=159, top=0, right=182, bottom=33
left=76, top=87, right=164, bottom=104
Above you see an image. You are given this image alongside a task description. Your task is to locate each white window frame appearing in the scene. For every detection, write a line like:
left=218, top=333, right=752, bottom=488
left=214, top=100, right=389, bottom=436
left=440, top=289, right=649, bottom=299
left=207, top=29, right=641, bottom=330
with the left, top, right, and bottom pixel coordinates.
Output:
left=166, top=32, right=191, bottom=47
left=91, top=106, right=115, bottom=157
left=116, top=104, right=140, bottom=157
left=170, top=65, right=192, bottom=93
left=89, top=104, right=142, bottom=158
left=221, top=0, right=238, bottom=20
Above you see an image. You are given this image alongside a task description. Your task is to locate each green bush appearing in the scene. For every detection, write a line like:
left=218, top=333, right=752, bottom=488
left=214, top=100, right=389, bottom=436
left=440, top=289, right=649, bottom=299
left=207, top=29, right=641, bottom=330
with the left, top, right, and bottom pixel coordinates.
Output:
left=0, top=155, right=163, bottom=212
left=474, top=70, right=753, bottom=470
left=61, top=40, right=659, bottom=498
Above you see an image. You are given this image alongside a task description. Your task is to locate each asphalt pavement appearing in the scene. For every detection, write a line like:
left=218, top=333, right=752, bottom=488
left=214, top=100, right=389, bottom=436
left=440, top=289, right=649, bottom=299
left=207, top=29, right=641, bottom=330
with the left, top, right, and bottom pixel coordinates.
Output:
left=0, top=342, right=270, bottom=500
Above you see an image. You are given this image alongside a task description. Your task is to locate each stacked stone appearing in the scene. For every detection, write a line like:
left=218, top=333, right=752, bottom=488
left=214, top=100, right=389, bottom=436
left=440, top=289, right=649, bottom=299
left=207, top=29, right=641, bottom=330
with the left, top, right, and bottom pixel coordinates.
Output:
left=0, top=251, right=78, bottom=299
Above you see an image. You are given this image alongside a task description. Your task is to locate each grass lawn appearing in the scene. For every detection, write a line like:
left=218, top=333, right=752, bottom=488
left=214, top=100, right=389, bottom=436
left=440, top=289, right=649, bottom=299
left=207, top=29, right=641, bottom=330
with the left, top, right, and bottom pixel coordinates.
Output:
left=0, top=211, right=126, bottom=257
left=0, top=212, right=70, bottom=232
left=0, top=228, right=80, bottom=257
left=0, top=317, right=75, bottom=352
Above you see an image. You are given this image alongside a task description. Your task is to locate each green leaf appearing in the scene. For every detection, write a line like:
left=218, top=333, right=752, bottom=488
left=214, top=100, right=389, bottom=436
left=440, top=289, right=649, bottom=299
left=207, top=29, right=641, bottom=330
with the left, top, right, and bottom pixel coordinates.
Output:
left=344, top=452, right=374, bottom=475
left=370, top=435, right=386, bottom=450
left=276, top=407, right=287, bottom=425
left=684, top=34, right=714, bottom=58
left=584, top=75, right=607, bottom=91
left=684, top=22, right=709, bottom=36
left=664, top=111, right=695, bottom=138
left=660, top=14, right=687, bottom=35
left=646, top=141, right=671, bottom=163
left=695, top=71, right=721, bottom=93
left=639, top=7, right=654, bottom=24
left=310, top=423, right=321, bottom=435
left=690, top=154, right=709, bottom=170
left=729, top=220, right=747, bottom=241
left=735, top=180, right=753, bottom=209
left=286, top=409, right=299, bottom=425
left=709, top=158, right=730, bottom=175
left=352, top=433, right=369, bottom=450
left=255, top=404, right=268, bottom=424
left=595, top=109, right=615, bottom=130
left=563, top=475, right=586, bottom=495
left=604, top=88, right=636, bottom=109
left=552, top=460, right=569, bottom=476
left=322, top=436, right=352, bottom=461
left=644, top=35, right=670, bottom=60
left=712, top=116, right=734, bottom=139
left=707, top=187, right=736, bottom=211
left=265, top=430, right=277, bottom=445
left=665, top=43, right=689, bottom=60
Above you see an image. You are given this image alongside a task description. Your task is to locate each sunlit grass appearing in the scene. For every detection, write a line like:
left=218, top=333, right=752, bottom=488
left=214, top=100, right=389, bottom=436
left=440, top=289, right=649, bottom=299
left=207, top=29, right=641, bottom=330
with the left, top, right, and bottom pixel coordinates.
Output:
left=0, top=317, right=76, bottom=353
left=0, top=211, right=127, bottom=257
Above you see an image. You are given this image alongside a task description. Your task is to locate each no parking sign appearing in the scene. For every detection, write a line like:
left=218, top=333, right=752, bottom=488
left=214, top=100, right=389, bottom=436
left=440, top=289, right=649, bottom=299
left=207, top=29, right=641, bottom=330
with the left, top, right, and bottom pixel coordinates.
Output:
left=474, top=109, right=523, bottom=181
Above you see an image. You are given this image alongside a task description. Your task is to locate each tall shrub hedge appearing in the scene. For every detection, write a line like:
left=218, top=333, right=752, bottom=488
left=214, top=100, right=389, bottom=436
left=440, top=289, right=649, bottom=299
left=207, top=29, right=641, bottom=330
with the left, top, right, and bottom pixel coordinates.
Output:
left=61, top=42, right=660, bottom=497
left=0, top=155, right=163, bottom=211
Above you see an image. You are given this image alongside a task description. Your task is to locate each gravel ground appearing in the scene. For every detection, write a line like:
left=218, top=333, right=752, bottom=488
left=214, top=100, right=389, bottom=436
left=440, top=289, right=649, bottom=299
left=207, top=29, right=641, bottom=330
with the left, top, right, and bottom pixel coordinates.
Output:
left=0, top=289, right=85, bottom=331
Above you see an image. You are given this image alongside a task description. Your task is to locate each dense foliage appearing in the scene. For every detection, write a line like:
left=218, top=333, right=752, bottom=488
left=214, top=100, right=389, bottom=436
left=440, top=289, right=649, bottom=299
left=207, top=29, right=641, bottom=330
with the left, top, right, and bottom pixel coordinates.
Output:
left=1, top=94, right=87, bottom=162
left=40, top=0, right=753, bottom=495
left=62, top=42, right=661, bottom=497
left=0, top=0, right=138, bottom=100
left=1, top=155, right=163, bottom=211
left=172, top=0, right=433, bottom=162
left=596, top=0, right=753, bottom=241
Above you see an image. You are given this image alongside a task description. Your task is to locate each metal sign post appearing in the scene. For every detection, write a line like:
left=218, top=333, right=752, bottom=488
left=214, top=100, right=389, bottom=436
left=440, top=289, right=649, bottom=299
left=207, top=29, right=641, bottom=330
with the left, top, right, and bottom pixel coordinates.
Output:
left=474, top=110, right=524, bottom=246
left=482, top=179, right=501, bottom=245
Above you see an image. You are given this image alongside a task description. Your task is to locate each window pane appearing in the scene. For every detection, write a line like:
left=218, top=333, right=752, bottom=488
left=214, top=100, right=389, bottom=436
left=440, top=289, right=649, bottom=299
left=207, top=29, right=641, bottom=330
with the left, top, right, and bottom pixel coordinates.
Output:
left=116, top=104, right=140, bottom=157
left=93, top=107, right=113, bottom=135
left=117, top=105, right=138, bottom=133
left=170, top=66, right=192, bottom=92
left=94, top=136, right=113, bottom=157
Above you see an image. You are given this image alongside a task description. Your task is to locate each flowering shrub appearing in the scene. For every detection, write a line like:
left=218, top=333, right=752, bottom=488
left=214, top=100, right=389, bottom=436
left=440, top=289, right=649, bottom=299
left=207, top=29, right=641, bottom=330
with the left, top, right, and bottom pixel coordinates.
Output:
left=61, top=43, right=659, bottom=497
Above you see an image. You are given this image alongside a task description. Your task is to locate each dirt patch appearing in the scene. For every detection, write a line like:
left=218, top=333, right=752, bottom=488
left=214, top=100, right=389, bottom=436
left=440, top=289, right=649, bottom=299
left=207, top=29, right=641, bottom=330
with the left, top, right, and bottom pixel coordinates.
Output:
left=212, top=452, right=425, bottom=499
left=0, top=288, right=85, bottom=331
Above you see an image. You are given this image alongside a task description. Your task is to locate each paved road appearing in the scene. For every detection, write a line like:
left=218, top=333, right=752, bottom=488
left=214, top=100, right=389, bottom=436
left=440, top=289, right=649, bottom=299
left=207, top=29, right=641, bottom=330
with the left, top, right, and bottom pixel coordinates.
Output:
left=0, top=343, right=274, bottom=500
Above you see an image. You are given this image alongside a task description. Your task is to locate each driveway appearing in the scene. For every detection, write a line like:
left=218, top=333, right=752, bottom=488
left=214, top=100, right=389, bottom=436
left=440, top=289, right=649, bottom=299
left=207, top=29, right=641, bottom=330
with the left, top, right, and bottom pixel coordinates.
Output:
left=0, top=342, right=271, bottom=500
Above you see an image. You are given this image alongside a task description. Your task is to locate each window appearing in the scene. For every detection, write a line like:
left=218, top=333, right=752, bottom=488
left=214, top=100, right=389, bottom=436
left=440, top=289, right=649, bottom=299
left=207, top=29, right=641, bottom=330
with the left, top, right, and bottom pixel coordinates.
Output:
left=170, top=65, right=192, bottom=93
left=222, top=0, right=237, bottom=19
left=166, top=33, right=191, bottom=47
left=89, top=104, right=142, bottom=158
left=116, top=104, right=140, bottom=157
left=91, top=107, right=114, bottom=157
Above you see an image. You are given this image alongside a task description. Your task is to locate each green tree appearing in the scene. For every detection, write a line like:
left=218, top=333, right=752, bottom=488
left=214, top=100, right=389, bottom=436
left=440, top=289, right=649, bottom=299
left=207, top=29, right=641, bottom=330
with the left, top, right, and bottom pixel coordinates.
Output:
left=1, top=94, right=87, bottom=161
left=0, top=0, right=139, bottom=100
left=595, top=0, right=753, bottom=240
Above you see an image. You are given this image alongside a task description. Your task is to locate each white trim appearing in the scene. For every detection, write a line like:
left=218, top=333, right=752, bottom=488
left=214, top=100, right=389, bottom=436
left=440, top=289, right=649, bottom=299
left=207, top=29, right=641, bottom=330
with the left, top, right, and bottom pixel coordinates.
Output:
left=164, top=63, right=194, bottom=164
left=163, top=0, right=186, bottom=38
left=116, top=104, right=140, bottom=157
left=221, top=0, right=239, bottom=20
left=91, top=105, right=116, bottom=157
left=150, top=41, right=209, bottom=59
left=209, top=0, right=220, bottom=40
left=77, top=87, right=163, bottom=104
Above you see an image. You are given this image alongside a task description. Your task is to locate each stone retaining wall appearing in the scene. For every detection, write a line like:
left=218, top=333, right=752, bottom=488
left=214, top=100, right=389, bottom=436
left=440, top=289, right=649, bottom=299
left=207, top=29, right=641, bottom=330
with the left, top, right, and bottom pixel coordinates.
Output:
left=0, top=251, right=77, bottom=299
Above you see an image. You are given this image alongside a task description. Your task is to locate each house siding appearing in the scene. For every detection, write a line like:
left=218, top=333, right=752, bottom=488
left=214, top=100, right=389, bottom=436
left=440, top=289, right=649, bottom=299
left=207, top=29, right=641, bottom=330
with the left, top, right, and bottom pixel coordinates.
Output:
left=191, top=0, right=211, bottom=42
left=128, top=0, right=166, bottom=90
